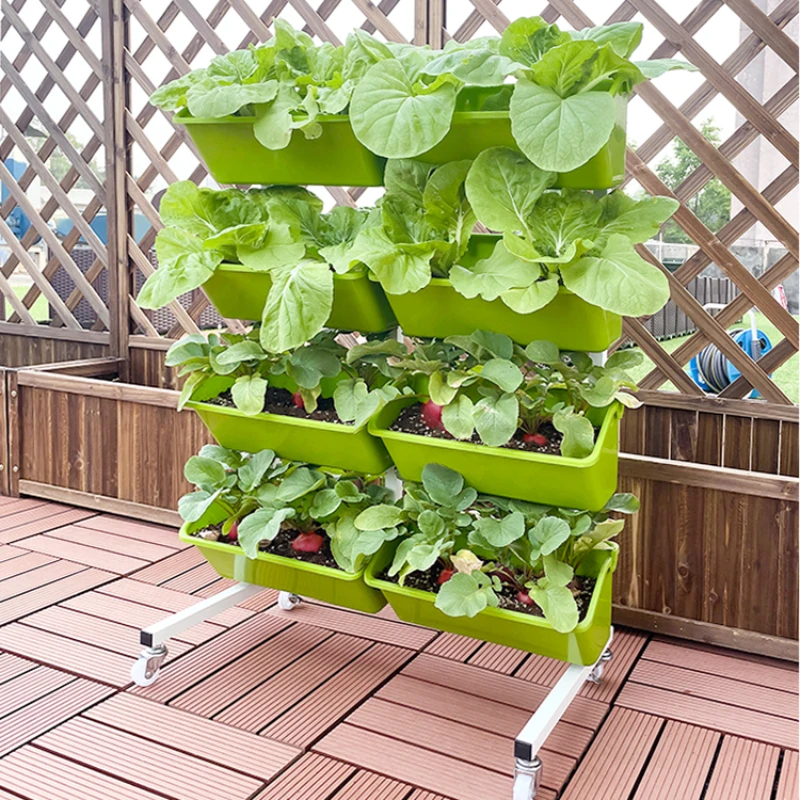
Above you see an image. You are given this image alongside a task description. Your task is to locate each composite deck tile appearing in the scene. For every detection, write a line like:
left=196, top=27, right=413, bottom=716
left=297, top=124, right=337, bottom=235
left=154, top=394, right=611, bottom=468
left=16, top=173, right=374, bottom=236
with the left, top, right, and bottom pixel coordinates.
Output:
left=0, top=558, right=85, bottom=601
left=424, top=632, right=483, bottom=661
left=629, top=658, right=798, bottom=720
left=75, top=514, right=188, bottom=548
left=172, top=623, right=331, bottom=718
left=254, top=752, right=356, bottom=800
left=98, top=576, right=253, bottom=627
left=0, top=746, right=167, bottom=800
left=0, top=664, right=74, bottom=715
left=85, top=693, right=301, bottom=780
left=17, top=534, right=150, bottom=573
left=0, top=505, right=95, bottom=544
left=616, top=682, right=799, bottom=749
left=402, top=654, right=607, bottom=730
left=214, top=632, right=372, bottom=731
left=0, top=551, right=56, bottom=581
left=129, top=546, right=207, bottom=584
left=703, top=736, right=781, bottom=800
left=0, top=651, right=38, bottom=683
left=34, top=716, right=264, bottom=800
left=467, top=641, right=529, bottom=674
left=0, top=566, right=114, bottom=625
left=162, top=561, right=226, bottom=594
left=376, top=674, right=593, bottom=760
left=268, top=602, right=437, bottom=650
left=631, top=720, right=719, bottom=799
left=330, top=769, right=412, bottom=800
left=642, top=639, right=799, bottom=694
left=776, top=750, right=799, bottom=800
left=561, top=708, right=663, bottom=800
left=260, top=642, right=413, bottom=748
left=345, top=696, right=574, bottom=789
left=0, top=676, right=113, bottom=756
left=0, top=622, right=135, bottom=686
left=129, top=612, right=294, bottom=704
left=315, top=722, right=514, bottom=800
left=0, top=544, right=31, bottom=562
left=44, top=524, right=178, bottom=562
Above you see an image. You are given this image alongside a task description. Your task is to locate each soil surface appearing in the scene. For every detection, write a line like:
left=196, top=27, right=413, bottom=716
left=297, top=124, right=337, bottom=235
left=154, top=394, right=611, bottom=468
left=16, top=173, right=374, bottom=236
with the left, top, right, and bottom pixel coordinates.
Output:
left=193, top=526, right=341, bottom=570
left=207, top=387, right=350, bottom=425
left=390, top=404, right=571, bottom=455
left=378, top=561, right=596, bottom=621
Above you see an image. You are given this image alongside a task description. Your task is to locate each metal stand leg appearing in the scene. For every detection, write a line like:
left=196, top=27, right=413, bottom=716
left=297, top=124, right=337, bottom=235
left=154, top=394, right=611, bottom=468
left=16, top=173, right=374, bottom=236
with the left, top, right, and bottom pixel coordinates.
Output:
left=130, top=582, right=265, bottom=686
left=512, top=628, right=614, bottom=799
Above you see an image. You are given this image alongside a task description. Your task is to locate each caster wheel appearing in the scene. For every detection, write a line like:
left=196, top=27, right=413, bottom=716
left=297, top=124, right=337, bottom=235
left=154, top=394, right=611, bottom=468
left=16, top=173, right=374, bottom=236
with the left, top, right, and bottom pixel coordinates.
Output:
left=278, top=592, right=301, bottom=611
left=513, top=773, right=536, bottom=800
left=130, top=645, right=167, bottom=687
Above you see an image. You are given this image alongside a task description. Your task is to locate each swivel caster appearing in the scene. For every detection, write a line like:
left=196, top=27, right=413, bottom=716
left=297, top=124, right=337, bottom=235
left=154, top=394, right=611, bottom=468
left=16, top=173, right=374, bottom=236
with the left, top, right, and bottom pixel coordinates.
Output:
left=513, top=756, right=542, bottom=800
left=130, top=644, right=167, bottom=687
left=588, top=647, right=613, bottom=685
left=278, top=591, right=302, bottom=611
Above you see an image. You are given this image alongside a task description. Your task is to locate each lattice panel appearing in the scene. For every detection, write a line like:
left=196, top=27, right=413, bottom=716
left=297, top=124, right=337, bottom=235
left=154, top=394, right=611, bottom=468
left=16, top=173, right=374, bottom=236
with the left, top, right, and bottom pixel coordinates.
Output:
left=0, top=0, right=111, bottom=336
left=432, top=0, right=799, bottom=404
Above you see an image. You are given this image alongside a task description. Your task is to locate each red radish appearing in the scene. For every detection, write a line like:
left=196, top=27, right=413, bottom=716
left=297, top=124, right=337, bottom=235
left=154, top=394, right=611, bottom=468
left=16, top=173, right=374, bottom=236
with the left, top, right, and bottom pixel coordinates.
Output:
left=226, top=521, right=239, bottom=542
left=523, top=432, right=548, bottom=447
left=421, top=399, right=444, bottom=430
left=292, top=391, right=305, bottom=410
left=516, top=590, right=535, bottom=606
left=291, top=531, right=324, bottom=553
left=438, top=568, right=455, bottom=585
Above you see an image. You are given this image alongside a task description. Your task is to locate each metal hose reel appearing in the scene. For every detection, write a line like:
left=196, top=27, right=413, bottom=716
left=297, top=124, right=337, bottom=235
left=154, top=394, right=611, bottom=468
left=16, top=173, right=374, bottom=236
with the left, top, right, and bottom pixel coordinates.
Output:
left=689, top=305, right=772, bottom=399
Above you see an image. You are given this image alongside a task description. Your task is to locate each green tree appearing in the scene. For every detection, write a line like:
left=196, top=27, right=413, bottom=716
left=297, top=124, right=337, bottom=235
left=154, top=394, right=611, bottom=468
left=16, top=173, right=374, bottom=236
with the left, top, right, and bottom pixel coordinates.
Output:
left=655, top=120, right=731, bottom=243
left=25, top=130, right=105, bottom=191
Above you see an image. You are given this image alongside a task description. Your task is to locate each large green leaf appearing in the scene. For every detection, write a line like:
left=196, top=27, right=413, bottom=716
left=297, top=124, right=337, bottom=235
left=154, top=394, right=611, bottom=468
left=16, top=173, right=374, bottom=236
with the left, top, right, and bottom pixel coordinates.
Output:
left=510, top=80, right=616, bottom=172
left=528, top=580, right=579, bottom=632
left=349, top=59, right=458, bottom=158
left=178, top=489, right=220, bottom=523
left=184, top=455, right=226, bottom=489
left=421, top=463, right=465, bottom=506
left=559, top=234, right=670, bottom=316
left=598, top=193, right=679, bottom=245
left=441, top=395, right=475, bottom=440
left=635, top=58, right=698, bottom=79
left=230, top=373, right=267, bottom=416
left=434, top=572, right=499, bottom=618
left=354, top=504, right=405, bottom=531
left=479, top=359, right=523, bottom=393
left=474, top=511, right=525, bottom=547
left=552, top=408, right=595, bottom=459
left=498, top=17, right=569, bottom=67
left=449, top=240, right=537, bottom=302
left=572, top=22, right=643, bottom=58
left=465, top=147, right=553, bottom=232
left=423, top=48, right=516, bottom=86
left=473, top=392, right=518, bottom=447
left=259, top=261, right=334, bottom=353
left=187, top=78, right=278, bottom=118
left=237, top=223, right=306, bottom=271
left=276, top=467, right=326, bottom=502
left=501, top=273, right=560, bottom=314
left=349, top=227, right=434, bottom=295
left=530, top=41, right=598, bottom=97
left=238, top=507, right=296, bottom=558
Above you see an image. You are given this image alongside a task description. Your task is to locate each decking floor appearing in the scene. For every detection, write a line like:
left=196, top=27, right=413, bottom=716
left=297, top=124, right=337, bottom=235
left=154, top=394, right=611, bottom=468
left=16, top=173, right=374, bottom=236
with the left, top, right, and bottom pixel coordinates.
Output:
left=0, top=495, right=795, bottom=799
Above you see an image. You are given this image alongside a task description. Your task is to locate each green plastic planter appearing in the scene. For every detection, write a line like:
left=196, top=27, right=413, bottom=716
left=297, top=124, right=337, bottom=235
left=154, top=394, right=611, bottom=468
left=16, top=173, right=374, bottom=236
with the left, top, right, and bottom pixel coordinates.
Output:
left=386, top=234, right=621, bottom=351
left=369, top=397, right=622, bottom=511
left=419, top=87, right=628, bottom=190
left=187, top=399, right=393, bottom=474
left=179, top=522, right=386, bottom=614
left=365, top=544, right=614, bottom=664
left=202, top=264, right=396, bottom=332
left=175, top=109, right=385, bottom=186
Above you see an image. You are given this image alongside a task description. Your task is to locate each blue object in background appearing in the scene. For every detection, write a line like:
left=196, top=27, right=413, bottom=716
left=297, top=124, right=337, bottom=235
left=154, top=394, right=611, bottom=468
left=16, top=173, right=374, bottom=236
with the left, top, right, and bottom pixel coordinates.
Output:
left=54, top=213, right=151, bottom=245
left=2, top=159, right=32, bottom=241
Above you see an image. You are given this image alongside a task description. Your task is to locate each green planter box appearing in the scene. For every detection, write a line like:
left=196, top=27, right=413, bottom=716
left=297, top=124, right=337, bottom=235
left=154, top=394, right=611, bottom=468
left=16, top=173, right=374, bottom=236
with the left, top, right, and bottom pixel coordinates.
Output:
left=174, top=90, right=627, bottom=189
left=203, top=264, right=396, bottom=332
left=419, top=88, right=628, bottom=190
left=365, top=543, right=614, bottom=664
left=386, top=234, right=621, bottom=351
left=179, top=523, right=386, bottom=613
left=187, top=399, right=393, bottom=474
left=369, top=397, right=622, bottom=511
left=175, top=109, right=385, bottom=186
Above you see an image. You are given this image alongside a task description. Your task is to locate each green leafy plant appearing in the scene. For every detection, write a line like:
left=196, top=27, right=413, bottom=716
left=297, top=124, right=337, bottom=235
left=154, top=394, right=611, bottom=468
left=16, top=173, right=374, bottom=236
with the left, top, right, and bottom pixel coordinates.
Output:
left=452, top=147, right=679, bottom=317
left=179, top=444, right=395, bottom=573
left=349, top=159, right=476, bottom=295
left=395, top=331, right=642, bottom=454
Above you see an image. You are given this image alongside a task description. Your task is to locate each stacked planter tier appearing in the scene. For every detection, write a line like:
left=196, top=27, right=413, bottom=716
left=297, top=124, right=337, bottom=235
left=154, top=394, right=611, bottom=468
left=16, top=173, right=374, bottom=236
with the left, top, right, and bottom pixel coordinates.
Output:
left=176, top=88, right=627, bottom=190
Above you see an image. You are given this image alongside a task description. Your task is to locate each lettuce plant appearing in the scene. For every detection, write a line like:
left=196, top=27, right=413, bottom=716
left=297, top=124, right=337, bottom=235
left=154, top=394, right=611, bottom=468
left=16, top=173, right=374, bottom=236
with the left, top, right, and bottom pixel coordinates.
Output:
left=452, top=147, right=679, bottom=317
left=395, top=331, right=642, bottom=454
left=178, top=445, right=395, bottom=573
left=137, top=181, right=377, bottom=352
left=348, top=159, right=475, bottom=294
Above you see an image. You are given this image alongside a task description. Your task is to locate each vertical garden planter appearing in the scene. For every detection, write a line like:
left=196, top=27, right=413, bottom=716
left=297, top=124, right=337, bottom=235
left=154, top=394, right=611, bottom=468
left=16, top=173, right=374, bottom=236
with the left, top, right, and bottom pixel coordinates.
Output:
left=179, top=524, right=386, bottom=613
left=202, top=265, right=396, bottom=332
left=188, top=400, right=393, bottom=474
left=369, top=397, right=623, bottom=511
left=365, top=544, right=615, bottom=664
left=384, top=234, right=622, bottom=351
left=175, top=109, right=386, bottom=186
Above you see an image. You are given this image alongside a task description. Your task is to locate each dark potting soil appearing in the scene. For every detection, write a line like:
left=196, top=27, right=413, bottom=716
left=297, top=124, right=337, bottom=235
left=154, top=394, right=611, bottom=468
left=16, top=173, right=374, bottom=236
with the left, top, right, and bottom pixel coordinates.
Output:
left=390, top=404, right=571, bottom=455
left=378, top=561, right=596, bottom=622
left=207, top=387, right=351, bottom=425
left=192, top=526, right=341, bottom=570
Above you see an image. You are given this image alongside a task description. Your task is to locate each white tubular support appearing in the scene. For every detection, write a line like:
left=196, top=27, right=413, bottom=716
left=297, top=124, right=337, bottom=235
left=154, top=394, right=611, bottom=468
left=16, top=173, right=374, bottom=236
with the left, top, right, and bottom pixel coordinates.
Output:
left=139, top=582, right=264, bottom=648
left=514, top=628, right=614, bottom=765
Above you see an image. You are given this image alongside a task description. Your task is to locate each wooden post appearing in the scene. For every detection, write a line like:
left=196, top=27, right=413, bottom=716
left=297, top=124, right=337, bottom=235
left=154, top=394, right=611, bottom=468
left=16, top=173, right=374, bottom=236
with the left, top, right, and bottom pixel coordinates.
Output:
left=5, top=370, right=20, bottom=497
left=101, top=0, right=131, bottom=380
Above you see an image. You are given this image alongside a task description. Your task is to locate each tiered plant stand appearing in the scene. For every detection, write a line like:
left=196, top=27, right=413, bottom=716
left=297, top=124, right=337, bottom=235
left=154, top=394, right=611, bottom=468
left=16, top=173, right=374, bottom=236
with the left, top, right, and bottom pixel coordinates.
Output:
left=131, top=582, right=613, bottom=800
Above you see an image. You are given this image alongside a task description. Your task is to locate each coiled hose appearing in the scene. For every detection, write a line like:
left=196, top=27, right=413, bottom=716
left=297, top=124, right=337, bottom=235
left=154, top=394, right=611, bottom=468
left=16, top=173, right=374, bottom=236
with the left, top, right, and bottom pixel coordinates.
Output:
left=695, top=328, right=765, bottom=393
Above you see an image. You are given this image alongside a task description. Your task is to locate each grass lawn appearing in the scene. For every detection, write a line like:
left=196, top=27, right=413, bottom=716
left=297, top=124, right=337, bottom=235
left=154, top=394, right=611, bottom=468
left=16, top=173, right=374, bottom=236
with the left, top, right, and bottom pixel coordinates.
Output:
left=5, top=284, right=50, bottom=322
left=627, top=312, right=799, bottom=404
